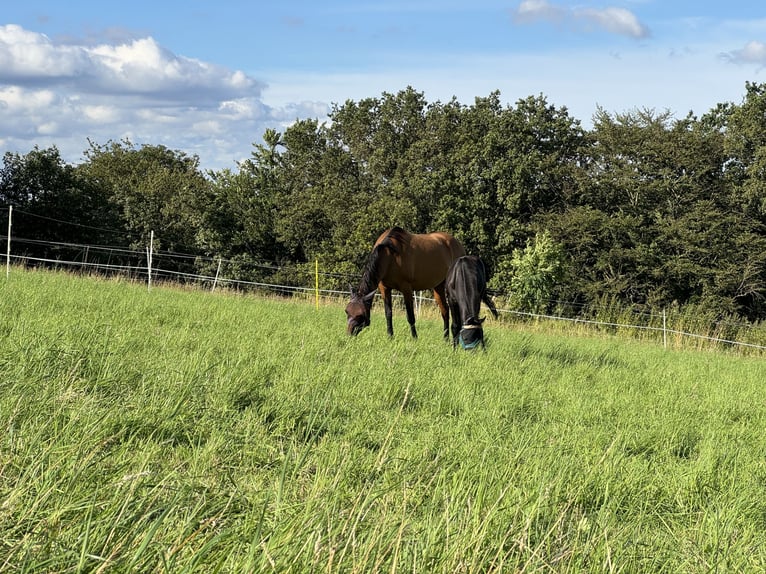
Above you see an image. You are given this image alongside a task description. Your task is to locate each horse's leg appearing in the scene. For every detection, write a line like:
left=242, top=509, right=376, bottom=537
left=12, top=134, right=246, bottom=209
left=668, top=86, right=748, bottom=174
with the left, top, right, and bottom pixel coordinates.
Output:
left=381, top=285, right=394, bottom=337
left=449, top=302, right=461, bottom=347
left=432, top=282, right=450, bottom=340
left=402, top=289, right=418, bottom=338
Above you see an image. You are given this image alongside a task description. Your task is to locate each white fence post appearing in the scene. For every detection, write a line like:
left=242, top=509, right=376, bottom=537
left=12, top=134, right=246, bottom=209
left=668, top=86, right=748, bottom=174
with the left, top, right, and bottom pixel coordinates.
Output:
left=415, top=291, right=421, bottom=318
left=663, top=308, right=667, bottom=350
left=147, top=230, right=154, bottom=291
left=5, top=205, right=11, bottom=279
left=212, top=257, right=222, bottom=292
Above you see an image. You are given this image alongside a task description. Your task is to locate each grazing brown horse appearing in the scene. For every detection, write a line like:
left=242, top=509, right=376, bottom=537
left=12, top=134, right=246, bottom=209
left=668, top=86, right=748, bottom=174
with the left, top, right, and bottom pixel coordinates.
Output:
left=345, top=227, right=465, bottom=338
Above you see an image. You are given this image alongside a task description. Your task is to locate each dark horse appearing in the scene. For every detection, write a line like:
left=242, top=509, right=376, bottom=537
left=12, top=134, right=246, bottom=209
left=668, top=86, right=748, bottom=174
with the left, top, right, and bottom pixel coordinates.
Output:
left=446, top=255, right=499, bottom=350
left=346, top=227, right=465, bottom=338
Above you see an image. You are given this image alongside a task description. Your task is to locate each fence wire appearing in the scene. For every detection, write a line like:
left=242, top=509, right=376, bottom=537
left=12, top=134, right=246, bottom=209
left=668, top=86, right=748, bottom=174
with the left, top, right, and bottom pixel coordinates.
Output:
left=3, top=208, right=766, bottom=353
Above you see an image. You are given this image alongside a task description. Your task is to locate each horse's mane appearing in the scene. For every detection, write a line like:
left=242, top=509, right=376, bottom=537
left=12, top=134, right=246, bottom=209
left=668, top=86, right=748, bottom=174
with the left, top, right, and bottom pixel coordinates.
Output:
left=385, top=226, right=410, bottom=246
left=356, top=227, right=407, bottom=295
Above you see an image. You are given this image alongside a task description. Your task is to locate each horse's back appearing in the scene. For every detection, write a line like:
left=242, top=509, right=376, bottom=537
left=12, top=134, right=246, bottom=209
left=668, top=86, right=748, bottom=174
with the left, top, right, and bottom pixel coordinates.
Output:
left=424, top=231, right=465, bottom=259
left=408, top=231, right=465, bottom=289
left=375, top=228, right=465, bottom=290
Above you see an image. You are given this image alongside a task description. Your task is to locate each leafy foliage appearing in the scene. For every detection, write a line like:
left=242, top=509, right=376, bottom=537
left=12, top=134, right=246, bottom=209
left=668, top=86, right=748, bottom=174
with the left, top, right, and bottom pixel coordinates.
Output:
left=5, top=83, right=766, bottom=319
left=78, top=139, right=208, bottom=254
left=490, top=231, right=565, bottom=313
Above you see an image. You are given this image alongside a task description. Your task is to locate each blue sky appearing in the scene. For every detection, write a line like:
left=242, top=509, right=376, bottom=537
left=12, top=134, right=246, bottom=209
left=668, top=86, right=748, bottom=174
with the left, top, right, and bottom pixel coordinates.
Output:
left=2, top=1, right=766, bottom=171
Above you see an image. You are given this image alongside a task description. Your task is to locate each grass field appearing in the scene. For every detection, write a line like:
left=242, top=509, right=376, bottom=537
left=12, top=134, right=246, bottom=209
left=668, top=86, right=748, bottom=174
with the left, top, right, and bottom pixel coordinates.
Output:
left=2, top=268, right=766, bottom=572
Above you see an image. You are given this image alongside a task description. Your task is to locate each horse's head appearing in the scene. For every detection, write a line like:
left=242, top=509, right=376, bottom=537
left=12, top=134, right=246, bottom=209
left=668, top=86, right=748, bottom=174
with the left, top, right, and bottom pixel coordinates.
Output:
left=345, top=286, right=376, bottom=336
left=458, top=317, right=486, bottom=350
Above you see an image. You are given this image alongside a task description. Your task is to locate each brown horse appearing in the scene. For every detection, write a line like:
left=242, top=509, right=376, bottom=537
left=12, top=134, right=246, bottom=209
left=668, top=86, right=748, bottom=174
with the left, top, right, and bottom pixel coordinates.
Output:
left=345, top=227, right=465, bottom=338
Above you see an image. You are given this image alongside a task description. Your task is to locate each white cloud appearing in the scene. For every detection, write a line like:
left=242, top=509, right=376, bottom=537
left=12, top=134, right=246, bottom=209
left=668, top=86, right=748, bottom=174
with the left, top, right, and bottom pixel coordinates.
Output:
left=219, top=98, right=262, bottom=120
left=82, top=105, right=121, bottom=123
left=192, top=120, right=224, bottom=135
left=0, top=25, right=264, bottom=101
left=512, top=0, right=649, bottom=39
left=0, top=24, right=318, bottom=171
left=722, top=41, right=766, bottom=66
left=0, top=25, right=88, bottom=80
left=37, top=122, right=59, bottom=136
left=0, top=86, right=57, bottom=112
left=514, top=0, right=565, bottom=23
left=136, top=108, right=180, bottom=124
left=86, top=37, right=263, bottom=100
left=578, top=7, right=649, bottom=39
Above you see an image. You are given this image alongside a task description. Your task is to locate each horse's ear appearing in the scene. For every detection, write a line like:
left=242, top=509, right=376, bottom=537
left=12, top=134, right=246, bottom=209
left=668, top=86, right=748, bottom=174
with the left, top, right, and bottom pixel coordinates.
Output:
left=363, top=289, right=377, bottom=303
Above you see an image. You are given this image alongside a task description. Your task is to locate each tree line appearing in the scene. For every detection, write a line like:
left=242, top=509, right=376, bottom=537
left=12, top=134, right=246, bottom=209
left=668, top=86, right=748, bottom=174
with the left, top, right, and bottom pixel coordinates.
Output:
left=3, top=82, right=766, bottom=321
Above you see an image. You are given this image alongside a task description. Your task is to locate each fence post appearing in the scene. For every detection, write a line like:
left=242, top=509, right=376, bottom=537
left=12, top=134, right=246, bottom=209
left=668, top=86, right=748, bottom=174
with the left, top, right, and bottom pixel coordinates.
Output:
left=212, top=257, right=222, bottom=292
left=415, top=291, right=421, bottom=318
left=81, top=245, right=89, bottom=272
left=315, top=259, right=319, bottom=309
left=663, top=308, right=667, bottom=350
left=147, top=230, right=154, bottom=291
left=5, top=205, right=11, bottom=279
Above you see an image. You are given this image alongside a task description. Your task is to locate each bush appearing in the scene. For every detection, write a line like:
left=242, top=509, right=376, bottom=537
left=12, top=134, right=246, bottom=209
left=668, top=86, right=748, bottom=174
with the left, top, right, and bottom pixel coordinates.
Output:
left=489, top=231, right=565, bottom=313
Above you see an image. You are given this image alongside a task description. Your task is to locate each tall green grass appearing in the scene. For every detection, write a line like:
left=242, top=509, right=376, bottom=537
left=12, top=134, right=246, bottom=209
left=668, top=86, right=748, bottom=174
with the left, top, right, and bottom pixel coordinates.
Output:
left=500, top=293, right=766, bottom=353
left=2, top=268, right=766, bottom=572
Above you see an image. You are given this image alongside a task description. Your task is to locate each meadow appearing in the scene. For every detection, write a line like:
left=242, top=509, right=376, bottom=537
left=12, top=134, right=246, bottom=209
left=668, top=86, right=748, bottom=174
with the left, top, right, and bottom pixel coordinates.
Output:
left=2, top=268, right=766, bottom=573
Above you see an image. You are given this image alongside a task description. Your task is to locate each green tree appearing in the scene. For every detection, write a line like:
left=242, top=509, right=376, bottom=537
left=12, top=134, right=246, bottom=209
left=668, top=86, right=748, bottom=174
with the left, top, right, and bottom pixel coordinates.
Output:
left=721, top=81, right=766, bottom=223
left=195, top=128, right=290, bottom=283
left=0, top=146, right=117, bottom=250
left=79, top=139, right=208, bottom=254
left=584, top=108, right=724, bottom=217
left=327, top=87, right=430, bottom=236
left=199, top=167, right=282, bottom=282
left=428, top=93, right=505, bottom=259
left=544, top=108, right=732, bottom=311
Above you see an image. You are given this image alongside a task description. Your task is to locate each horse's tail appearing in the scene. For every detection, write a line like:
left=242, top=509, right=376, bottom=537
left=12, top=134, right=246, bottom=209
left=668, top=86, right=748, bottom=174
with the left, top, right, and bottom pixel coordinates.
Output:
left=483, top=292, right=499, bottom=319
left=475, top=257, right=499, bottom=319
